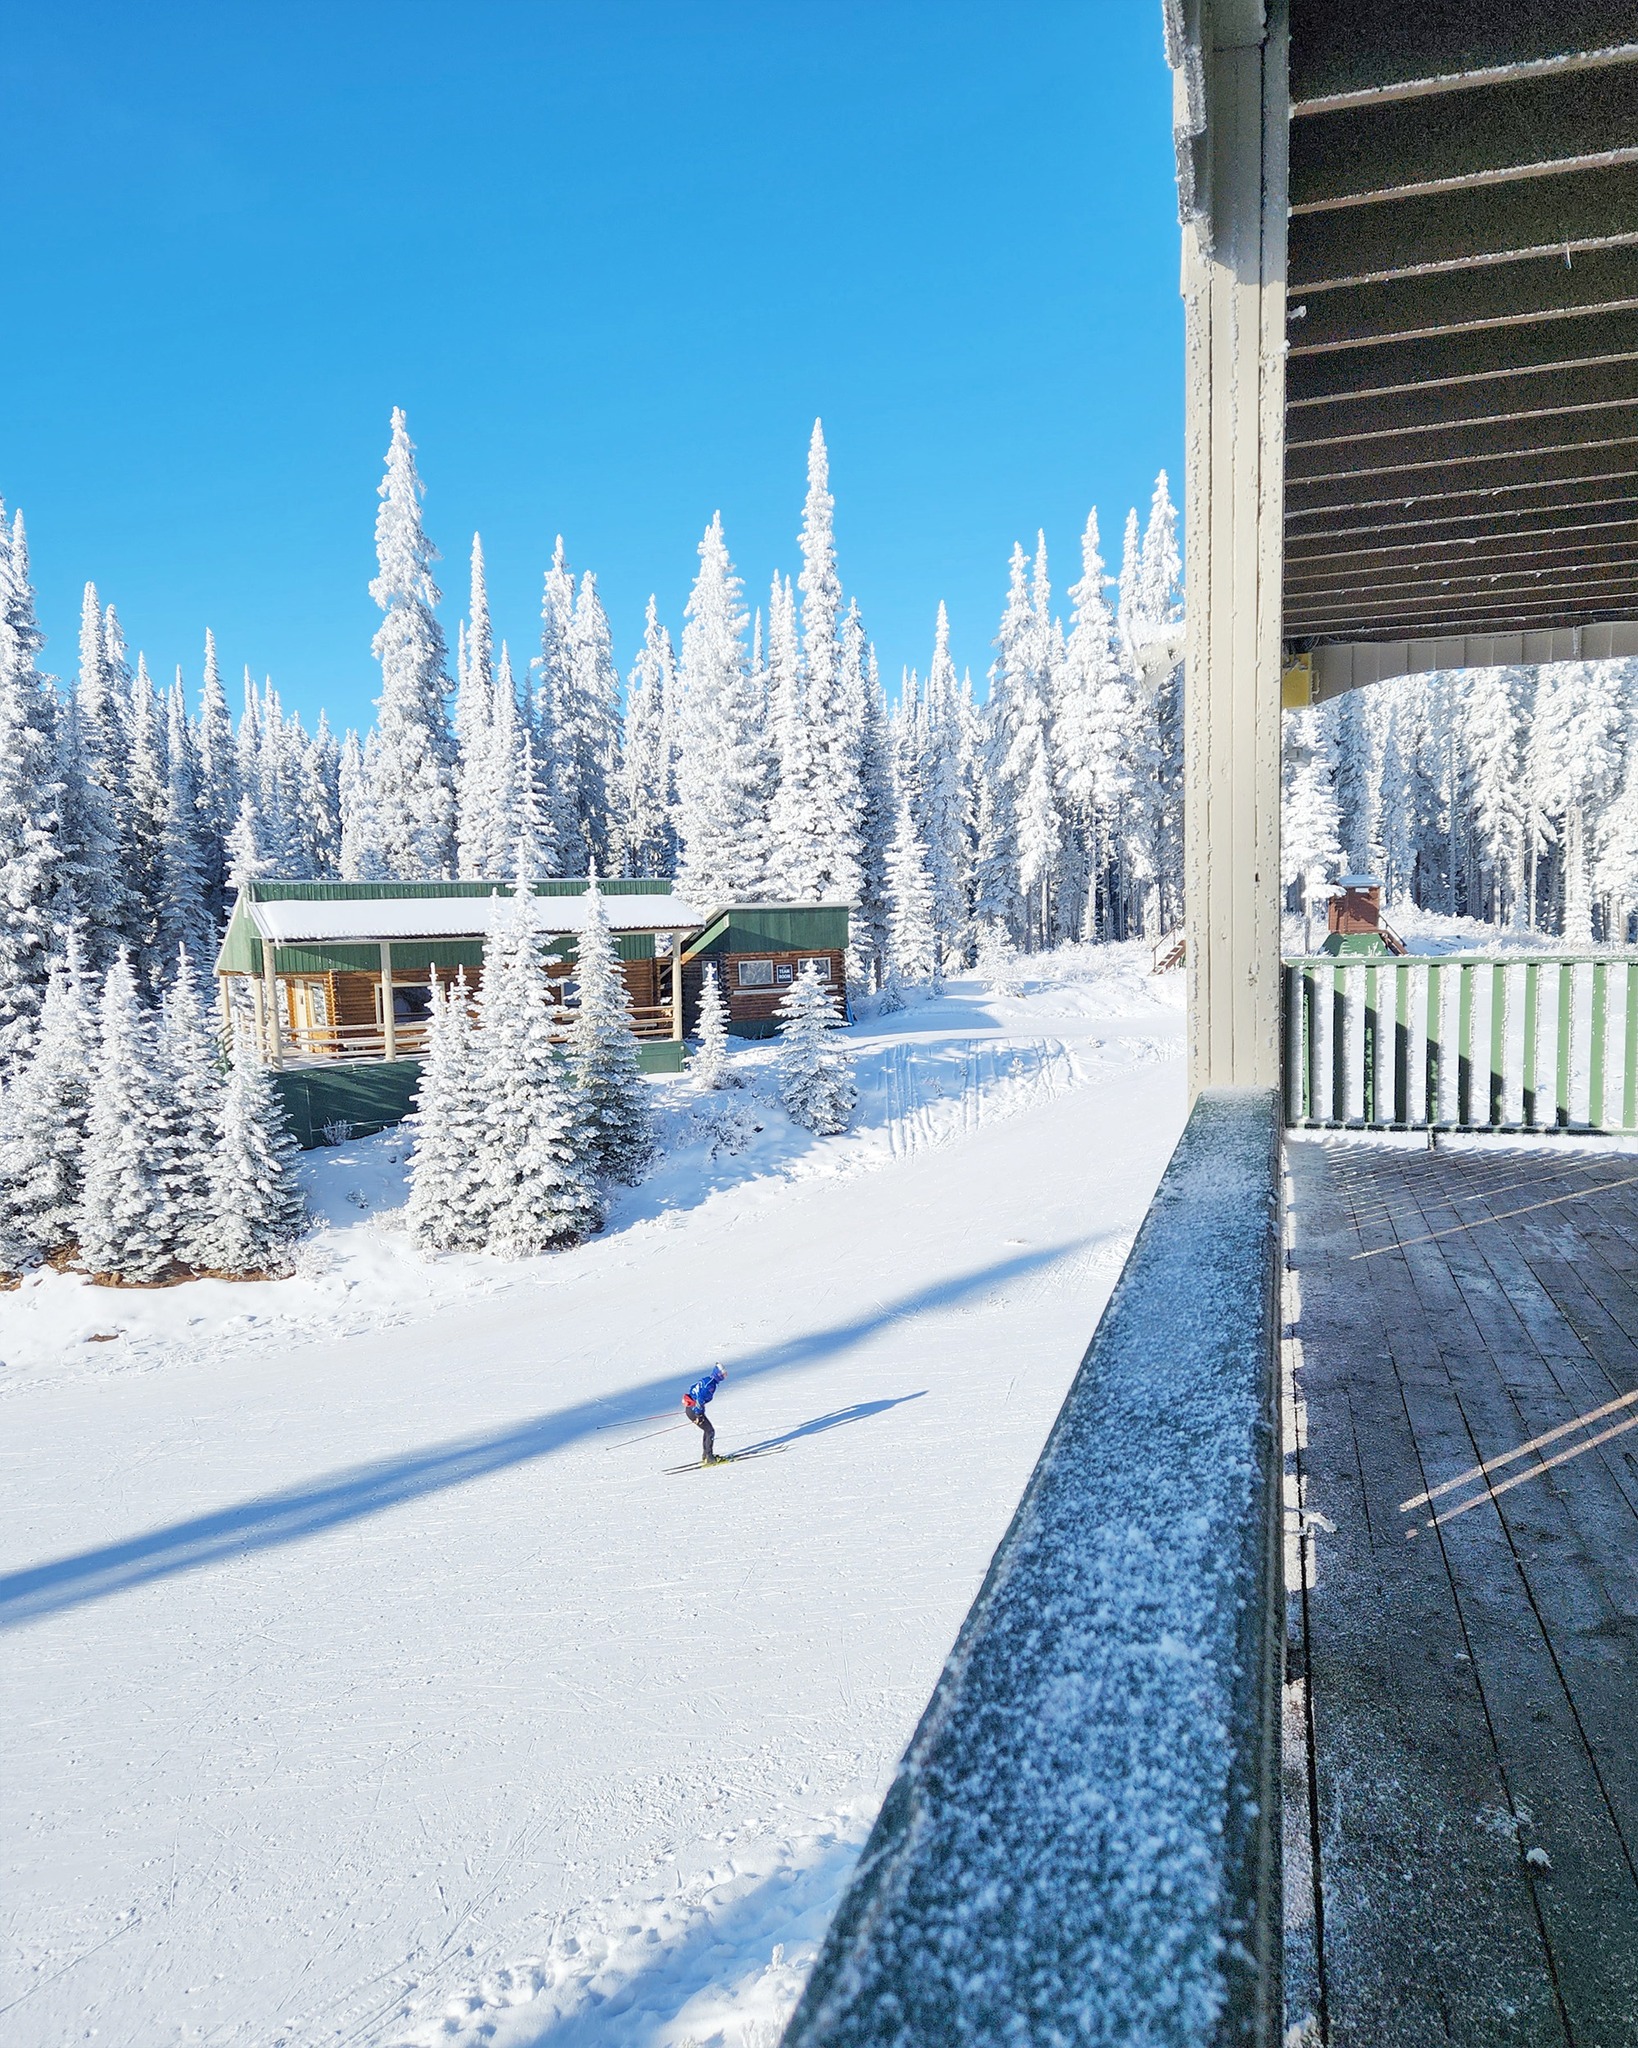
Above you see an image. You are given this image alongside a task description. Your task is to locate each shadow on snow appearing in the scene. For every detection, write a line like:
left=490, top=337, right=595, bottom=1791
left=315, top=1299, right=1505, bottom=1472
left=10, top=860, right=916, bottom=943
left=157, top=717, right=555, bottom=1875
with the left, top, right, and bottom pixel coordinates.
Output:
left=2, top=1240, right=1090, bottom=1630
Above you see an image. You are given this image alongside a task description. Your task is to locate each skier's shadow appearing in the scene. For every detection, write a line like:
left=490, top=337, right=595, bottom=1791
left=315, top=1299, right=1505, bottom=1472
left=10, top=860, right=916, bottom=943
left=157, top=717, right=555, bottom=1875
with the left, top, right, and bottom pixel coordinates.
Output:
left=735, top=1392, right=926, bottom=1456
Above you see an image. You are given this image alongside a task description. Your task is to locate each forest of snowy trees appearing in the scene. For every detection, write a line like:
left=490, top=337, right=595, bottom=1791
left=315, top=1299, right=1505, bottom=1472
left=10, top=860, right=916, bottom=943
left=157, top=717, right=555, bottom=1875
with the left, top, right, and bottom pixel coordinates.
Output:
left=1284, top=656, right=1638, bottom=944
left=0, top=409, right=1188, bottom=1088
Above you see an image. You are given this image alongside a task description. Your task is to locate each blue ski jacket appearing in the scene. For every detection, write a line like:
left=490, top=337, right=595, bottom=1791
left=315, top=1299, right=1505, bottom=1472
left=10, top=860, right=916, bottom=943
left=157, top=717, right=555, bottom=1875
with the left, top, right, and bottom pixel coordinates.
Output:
left=684, top=1367, right=725, bottom=1411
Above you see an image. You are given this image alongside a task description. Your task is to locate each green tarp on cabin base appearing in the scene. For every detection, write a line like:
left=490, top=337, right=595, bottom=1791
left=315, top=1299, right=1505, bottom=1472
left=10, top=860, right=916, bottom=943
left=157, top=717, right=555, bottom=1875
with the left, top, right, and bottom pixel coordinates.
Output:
left=272, top=1043, right=689, bottom=1149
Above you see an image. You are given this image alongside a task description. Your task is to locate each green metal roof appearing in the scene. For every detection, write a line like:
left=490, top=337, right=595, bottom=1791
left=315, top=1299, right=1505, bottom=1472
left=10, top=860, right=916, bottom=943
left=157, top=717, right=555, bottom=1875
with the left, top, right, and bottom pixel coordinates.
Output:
left=686, top=905, right=850, bottom=957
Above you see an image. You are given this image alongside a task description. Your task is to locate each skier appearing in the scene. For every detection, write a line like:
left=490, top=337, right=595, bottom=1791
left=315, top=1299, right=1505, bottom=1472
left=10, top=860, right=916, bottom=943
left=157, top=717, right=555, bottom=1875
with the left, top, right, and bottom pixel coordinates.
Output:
left=682, top=1364, right=728, bottom=1464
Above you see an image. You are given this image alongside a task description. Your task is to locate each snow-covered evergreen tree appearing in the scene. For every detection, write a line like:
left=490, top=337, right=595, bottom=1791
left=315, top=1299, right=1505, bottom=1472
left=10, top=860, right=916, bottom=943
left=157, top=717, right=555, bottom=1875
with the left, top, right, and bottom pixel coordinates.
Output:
left=531, top=536, right=578, bottom=875
left=567, top=872, right=654, bottom=1183
left=195, top=630, right=238, bottom=927
left=0, top=506, right=63, bottom=1066
left=674, top=514, right=772, bottom=906
left=796, top=423, right=867, bottom=904
left=362, top=408, right=455, bottom=878
left=295, top=713, right=342, bottom=877
left=77, top=956, right=177, bottom=1281
left=692, top=962, right=733, bottom=1089
left=69, top=584, right=129, bottom=969
left=617, top=598, right=679, bottom=878
left=0, top=936, right=95, bottom=1260
left=158, top=673, right=217, bottom=972
left=197, top=1030, right=307, bottom=1275
left=157, top=948, right=223, bottom=1266
left=775, top=962, right=855, bottom=1134
left=406, top=974, right=487, bottom=1253
left=885, top=765, right=937, bottom=991
left=975, top=917, right=1022, bottom=995
left=469, top=865, right=602, bottom=1254
left=454, top=534, right=495, bottom=878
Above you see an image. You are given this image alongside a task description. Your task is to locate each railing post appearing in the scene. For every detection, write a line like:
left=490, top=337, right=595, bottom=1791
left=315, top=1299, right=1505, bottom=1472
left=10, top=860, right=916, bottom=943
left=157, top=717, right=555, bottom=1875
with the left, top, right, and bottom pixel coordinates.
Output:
left=380, top=941, right=397, bottom=1062
left=1363, top=963, right=1378, bottom=1125
left=1456, top=964, right=1474, bottom=1128
left=1523, top=960, right=1539, bottom=1126
left=1557, top=962, right=1573, bottom=1126
left=1489, top=963, right=1506, bottom=1126
left=262, top=942, right=284, bottom=1070
left=1591, top=961, right=1608, bottom=1130
left=1425, top=963, right=1442, bottom=1125
left=1331, top=964, right=1347, bottom=1123
left=1394, top=962, right=1410, bottom=1125
left=1625, top=962, right=1638, bottom=1132
left=1303, top=964, right=1319, bottom=1123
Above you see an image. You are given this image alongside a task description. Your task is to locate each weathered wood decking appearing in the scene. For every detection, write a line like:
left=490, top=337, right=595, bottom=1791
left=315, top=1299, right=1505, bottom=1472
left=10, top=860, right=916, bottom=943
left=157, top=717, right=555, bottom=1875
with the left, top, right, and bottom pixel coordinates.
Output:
left=1285, top=1135, right=1638, bottom=2046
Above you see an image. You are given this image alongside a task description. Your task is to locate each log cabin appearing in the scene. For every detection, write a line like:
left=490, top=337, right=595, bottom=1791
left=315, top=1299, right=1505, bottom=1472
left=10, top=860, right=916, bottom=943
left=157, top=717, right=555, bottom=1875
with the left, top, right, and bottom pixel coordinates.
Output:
left=214, top=880, right=851, bottom=1142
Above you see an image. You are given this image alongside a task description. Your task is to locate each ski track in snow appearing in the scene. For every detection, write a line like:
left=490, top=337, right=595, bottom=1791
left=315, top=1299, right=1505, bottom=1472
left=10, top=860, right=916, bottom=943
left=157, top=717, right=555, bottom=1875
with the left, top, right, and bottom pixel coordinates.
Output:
left=0, top=953, right=1184, bottom=2048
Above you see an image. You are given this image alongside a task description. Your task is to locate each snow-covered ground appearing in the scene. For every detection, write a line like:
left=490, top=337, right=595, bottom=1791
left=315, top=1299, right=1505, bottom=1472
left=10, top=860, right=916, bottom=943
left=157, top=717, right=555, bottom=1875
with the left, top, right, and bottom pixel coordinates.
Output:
left=0, top=952, right=1185, bottom=2048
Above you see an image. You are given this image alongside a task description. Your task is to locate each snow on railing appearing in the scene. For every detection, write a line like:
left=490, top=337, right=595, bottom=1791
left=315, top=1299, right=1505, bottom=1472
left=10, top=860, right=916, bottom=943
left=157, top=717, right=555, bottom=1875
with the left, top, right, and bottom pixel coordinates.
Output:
left=782, top=1090, right=1284, bottom=2048
left=1284, top=952, right=1638, bottom=1133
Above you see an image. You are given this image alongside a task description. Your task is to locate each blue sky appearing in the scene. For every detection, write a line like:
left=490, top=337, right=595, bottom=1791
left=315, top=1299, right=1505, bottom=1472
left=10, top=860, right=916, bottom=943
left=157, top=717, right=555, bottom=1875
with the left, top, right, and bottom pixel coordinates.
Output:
left=1, top=3, right=1181, bottom=734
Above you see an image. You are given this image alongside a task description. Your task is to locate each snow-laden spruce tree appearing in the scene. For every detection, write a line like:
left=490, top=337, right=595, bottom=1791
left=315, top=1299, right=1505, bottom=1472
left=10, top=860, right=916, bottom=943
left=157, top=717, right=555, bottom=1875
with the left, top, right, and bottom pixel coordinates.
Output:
left=0, top=936, right=95, bottom=1261
left=765, top=572, right=820, bottom=898
left=674, top=514, right=773, bottom=907
left=159, top=675, right=217, bottom=974
left=406, top=973, right=487, bottom=1252
left=797, top=422, right=867, bottom=905
left=618, top=597, right=679, bottom=878
left=1282, top=707, right=1343, bottom=940
left=776, top=962, right=856, bottom=1135
left=363, top=408, right=455, bottom=878
left=692, top=962, right=734, bottom=1089
left=454, top=534, right=495, bottom=877
left=919, top=605, right=973, bottom=966
left=567, top=871, right=654, bottom=1183
left=976, top=918, right=1022, bottom=996
left=77, top=956, right=179, bottom=1282
left=470, top=860, right=602, bottom=1255
left=195, top=630, right=238, bottom=927
left=886, top=767, right=937, bottom=991
left=0, top=506, right=63, bottom=1069
left=197, top=1029, right=307, bottom=1276
left=157, top=947, right=223, bottom=1266
left=124, top=654, right=170, bottom=987
left=69, top=583, right=130, bottom=970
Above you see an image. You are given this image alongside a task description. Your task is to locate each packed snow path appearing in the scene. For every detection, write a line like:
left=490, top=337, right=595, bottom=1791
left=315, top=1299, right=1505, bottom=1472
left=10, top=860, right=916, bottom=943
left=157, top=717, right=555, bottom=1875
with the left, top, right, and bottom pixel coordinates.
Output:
left=1, top=960, right=1184, bottom=2048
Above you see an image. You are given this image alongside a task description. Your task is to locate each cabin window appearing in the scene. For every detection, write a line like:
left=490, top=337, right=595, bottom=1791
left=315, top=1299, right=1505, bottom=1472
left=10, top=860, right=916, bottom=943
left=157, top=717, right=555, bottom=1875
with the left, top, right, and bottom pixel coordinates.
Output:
left=775, top=962, right=794, bottom=984
left=798, top=956, right=833, bottom=981
left=304, top=982, right=330, bottom=1027
left=737, top=959, right=775, bottom=988
left=390, top=984, right=432, bottom=1023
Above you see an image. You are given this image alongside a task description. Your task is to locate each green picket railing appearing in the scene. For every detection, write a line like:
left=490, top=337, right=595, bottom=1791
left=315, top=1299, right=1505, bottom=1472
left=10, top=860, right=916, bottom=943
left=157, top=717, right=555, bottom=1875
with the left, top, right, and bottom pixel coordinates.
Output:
left=1283, top=953, right=1638, bottom=1134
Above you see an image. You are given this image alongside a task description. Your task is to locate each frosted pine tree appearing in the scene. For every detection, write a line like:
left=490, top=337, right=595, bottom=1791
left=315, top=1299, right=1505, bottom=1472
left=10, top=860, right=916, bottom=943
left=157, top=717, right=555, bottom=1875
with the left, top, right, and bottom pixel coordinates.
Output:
left=0, top=936, right=95, bottom=1259
left=692, top=962, right=733, bottom=1089
left=195, top=631, right=238, bottom=926
left=531, top=537, right=578, bottom=873
left=454, top=534, right=495, bottom=877
left=562, top=573, right=623, bottom=874
left=363, top=408, right=455, bottom=877
left=1282, top=707, right=1343, bottom=943
left=157, top=948, right=223, bottom=1266
left=122, top=654, right=171, bottom=987
left=849, top=617, right=894, bottom=985
left=798, top=423, right=867, bottom=903
left=1464, top=666, right=1526, bottom=923
left=674, top=514, right=772, bottom=906
left=77, top=956, right=178, bottom=1281
left=0, top=506, right=63, bottom=1067
left=406, top=974, right=487, bottom=1253
left=158, top=673, right=217, bottom=971
left=296, top=714, right=343, bottom=876
left=1598, top=729, right=1638, bottom=942
left=617, top=598, right=679, bottom=878
left=1055, top=511, right=1131, bottom=941
left=975, top=918, right=1022, bottom=996
left=765, top=572, right=821, bottom=896
left=886, top=766, right=937, bottom=991
left=70, top=584, right=130, bottom=968
left=196, top=1031, right=307, bottom=1275
left=470, top=863, right=602, bottom=1254
left=776, top=963, right=856, bottom=1134
left=461, top=643, right=532, bottom=878
left=567, top=872, right=654, bottom=1183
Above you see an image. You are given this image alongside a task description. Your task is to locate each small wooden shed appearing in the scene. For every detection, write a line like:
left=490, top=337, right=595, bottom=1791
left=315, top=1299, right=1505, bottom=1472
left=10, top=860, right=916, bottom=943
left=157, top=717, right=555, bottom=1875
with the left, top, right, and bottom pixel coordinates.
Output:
left=679, top=903, right=852, bottom=1037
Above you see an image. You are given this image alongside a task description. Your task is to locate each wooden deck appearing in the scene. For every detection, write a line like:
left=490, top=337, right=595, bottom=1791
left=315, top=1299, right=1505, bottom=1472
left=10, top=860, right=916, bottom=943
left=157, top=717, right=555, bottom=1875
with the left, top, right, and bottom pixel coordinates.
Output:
left=1284, top=1135, right=1638, bottom=2047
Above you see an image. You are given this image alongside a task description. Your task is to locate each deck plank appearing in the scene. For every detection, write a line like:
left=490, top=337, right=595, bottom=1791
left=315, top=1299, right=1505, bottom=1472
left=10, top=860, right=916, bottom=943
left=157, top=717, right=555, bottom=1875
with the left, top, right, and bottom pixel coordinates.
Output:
left=1286, top=1141, right=1566, bottom=2045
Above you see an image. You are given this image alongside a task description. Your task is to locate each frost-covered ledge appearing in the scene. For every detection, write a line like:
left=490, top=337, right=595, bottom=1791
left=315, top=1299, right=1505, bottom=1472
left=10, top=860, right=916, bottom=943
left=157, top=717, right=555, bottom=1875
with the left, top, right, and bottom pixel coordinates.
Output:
left=783, top=1089, right=1284, bottom=2048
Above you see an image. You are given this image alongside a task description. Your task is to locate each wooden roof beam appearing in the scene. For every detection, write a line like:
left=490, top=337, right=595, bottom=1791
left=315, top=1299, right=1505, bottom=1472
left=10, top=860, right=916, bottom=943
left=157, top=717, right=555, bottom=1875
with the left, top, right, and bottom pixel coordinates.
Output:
left=1285, top=513, right=1638, bottom=572
left=1287, top=421, right=1638, bottom=486
left=1290, top=4, right=1638, bottom=110
left=1288, top=308, right=1638, bottom=405
left=1289, top=247, right=1638, bottom=355
left=1287, top=457, right=1638, bottom=522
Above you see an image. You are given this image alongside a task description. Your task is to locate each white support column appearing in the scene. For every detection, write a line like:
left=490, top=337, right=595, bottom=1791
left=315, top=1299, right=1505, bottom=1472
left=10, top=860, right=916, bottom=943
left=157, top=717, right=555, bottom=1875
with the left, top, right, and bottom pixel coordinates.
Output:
left=379, top=940, right=397, bottom=1061
left=249, top=974, right=267, bottom=1063
left=670, top=936, right=685, bottom=1041
left=1182, top=0, right=1288, bottom=1098
left=262, top=943, right=285, bottom=1070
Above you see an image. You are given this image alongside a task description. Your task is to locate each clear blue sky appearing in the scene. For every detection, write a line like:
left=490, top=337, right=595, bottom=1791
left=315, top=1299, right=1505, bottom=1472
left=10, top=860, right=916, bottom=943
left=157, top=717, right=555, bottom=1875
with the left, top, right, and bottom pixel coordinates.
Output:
left=1, top=3, right=1182, bottom=734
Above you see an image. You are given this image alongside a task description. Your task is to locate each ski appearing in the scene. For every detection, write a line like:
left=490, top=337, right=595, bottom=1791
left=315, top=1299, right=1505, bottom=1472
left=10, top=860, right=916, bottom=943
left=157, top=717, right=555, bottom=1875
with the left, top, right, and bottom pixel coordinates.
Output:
left=664, top=1446, right=789, bottom=1474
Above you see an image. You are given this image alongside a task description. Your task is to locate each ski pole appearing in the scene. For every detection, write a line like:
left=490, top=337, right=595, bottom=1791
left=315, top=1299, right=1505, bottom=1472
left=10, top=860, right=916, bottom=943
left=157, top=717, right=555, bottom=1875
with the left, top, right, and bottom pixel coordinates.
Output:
left=604, top=1420, right=690, bottom=1447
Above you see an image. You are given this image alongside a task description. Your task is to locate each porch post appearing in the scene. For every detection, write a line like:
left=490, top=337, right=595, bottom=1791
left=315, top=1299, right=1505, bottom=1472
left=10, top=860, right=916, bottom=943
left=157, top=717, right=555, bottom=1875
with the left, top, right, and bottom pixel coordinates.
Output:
left=670, top=936, right=685, bottom=1041
left=1181, top=0, right=1288, bottom=1097
left=379, top=940, right=397, bottom=1061
left=262, top=943, right=284, bottom=1069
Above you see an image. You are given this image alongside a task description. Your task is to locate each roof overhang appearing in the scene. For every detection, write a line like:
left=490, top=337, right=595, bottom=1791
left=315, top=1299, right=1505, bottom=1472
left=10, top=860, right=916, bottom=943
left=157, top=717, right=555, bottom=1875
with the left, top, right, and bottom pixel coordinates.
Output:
left=1170, top=0, right=1638, bottom=687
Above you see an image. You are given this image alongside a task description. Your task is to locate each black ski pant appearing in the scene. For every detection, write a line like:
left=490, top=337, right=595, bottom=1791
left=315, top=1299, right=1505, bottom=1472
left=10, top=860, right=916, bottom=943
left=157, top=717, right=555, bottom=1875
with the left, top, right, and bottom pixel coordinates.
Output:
left=686, top=1403, right=715, bottom=1462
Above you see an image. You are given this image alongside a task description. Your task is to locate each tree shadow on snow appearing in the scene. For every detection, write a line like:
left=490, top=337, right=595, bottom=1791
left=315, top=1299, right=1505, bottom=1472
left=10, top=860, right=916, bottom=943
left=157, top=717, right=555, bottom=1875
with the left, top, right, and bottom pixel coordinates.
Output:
left=0, top=1239, right=1099, bottom=1630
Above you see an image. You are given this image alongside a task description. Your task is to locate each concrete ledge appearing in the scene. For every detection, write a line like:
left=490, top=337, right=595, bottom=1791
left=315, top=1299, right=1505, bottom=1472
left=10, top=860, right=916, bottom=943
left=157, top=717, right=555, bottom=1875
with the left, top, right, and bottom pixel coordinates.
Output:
left=783, top=1088, right=1284, bottom=2048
